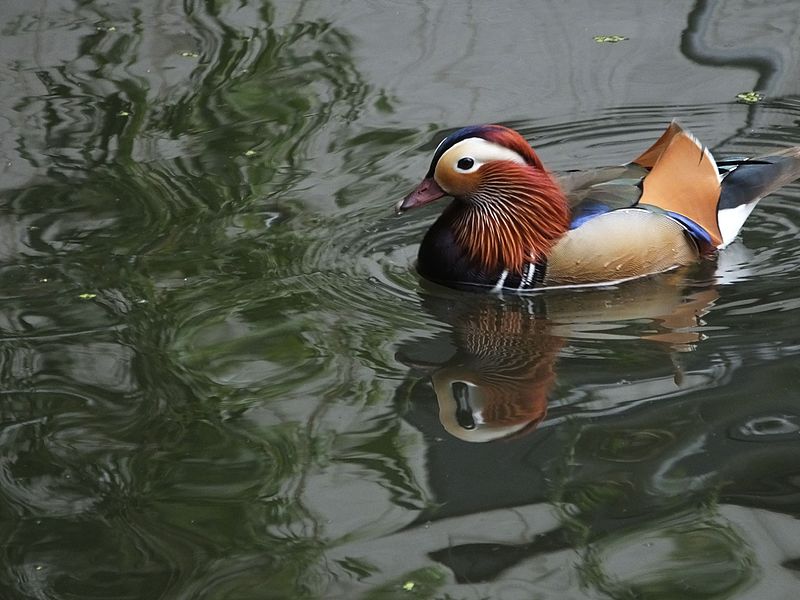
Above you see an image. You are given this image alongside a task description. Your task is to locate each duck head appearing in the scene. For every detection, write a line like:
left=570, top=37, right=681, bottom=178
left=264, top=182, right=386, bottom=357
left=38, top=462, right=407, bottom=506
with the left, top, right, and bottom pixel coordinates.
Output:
left=431, top=365, right=552, bottom=442
left=399, top=125, right=570, bottom=277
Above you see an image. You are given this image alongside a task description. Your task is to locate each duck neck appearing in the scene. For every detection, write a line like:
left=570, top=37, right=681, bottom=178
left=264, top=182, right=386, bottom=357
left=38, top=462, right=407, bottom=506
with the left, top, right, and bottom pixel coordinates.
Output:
left=448, top=164, right=570, bottom=275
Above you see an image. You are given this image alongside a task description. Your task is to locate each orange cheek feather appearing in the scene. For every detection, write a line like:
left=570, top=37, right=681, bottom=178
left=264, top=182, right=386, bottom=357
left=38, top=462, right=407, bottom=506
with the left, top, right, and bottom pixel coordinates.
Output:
left=449, top=163, right=570, bottom=273
left=435, top=166, right=481, bottom=198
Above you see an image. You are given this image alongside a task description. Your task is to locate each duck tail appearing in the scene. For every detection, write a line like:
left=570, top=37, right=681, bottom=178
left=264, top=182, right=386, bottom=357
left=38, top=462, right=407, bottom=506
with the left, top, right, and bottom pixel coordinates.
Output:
left=717, top=146, right=800, bottom=248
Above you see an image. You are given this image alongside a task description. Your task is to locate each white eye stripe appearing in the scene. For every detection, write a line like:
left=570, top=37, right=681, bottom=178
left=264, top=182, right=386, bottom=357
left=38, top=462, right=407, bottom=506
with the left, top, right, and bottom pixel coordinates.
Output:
left=441, top=138, right=527, bottom=171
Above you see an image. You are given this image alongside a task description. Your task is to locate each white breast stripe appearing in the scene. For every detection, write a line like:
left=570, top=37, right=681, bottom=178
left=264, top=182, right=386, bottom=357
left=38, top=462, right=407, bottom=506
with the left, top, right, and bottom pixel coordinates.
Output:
left=525, top=263, right=536, bottom=286
left=491, top=269, right=509, bottom=293
left=517, top=263, right=534, bottom=289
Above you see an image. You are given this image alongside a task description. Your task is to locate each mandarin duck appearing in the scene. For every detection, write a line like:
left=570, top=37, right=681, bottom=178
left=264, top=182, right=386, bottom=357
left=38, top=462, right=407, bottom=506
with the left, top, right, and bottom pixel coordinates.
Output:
left=398, top=122, right=800, bottom=292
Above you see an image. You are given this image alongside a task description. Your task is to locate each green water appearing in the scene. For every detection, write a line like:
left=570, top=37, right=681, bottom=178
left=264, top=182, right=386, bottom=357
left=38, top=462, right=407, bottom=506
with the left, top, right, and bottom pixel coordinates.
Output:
left=2, top=1, right=800, bottom=598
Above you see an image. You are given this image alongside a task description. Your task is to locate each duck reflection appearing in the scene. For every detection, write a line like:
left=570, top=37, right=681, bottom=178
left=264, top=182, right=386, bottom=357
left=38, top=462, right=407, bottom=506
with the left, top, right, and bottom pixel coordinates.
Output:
left=399, top=272, right=719, bottom=442
left=426, top=298, right=561, bottom=442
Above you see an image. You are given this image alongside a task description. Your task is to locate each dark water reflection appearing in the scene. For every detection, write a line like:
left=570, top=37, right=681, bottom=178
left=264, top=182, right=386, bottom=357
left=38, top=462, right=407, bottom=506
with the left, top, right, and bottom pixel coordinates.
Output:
left=3, top=0, right=800, bottom=598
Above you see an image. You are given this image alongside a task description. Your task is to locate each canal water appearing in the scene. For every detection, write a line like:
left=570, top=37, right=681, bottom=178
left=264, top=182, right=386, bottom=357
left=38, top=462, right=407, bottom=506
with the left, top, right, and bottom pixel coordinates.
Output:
left=2, top=1, right=800, bottom=598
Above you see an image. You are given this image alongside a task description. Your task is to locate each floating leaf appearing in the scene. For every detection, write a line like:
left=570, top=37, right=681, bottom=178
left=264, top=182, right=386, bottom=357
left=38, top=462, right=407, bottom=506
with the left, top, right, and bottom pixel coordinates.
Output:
left=593, top=35, right=628, bottom=43
left=736, top=91, right=763, bottom=104
left=78, top=293, right=97, bottom=300
left=402, top=581, right=415, bottom=591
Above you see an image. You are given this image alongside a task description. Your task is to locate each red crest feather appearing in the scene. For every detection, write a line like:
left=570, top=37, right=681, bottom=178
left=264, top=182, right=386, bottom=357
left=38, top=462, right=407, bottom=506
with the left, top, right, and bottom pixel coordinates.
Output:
left=481, top=125, right=546, bottom=170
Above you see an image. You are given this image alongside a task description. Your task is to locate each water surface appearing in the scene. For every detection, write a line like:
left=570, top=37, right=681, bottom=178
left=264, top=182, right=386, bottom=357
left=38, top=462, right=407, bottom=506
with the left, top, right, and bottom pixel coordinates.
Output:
left=2, top=1, right=800, bottom=599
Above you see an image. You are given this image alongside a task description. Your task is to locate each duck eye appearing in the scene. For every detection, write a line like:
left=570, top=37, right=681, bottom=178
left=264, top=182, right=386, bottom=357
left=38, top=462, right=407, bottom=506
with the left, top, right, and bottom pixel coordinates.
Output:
left=456, top=157, right=475, bottom=170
